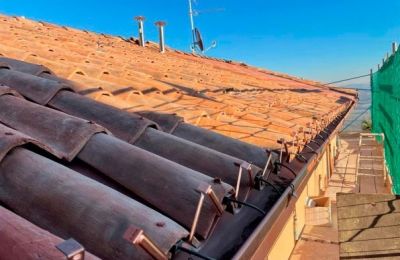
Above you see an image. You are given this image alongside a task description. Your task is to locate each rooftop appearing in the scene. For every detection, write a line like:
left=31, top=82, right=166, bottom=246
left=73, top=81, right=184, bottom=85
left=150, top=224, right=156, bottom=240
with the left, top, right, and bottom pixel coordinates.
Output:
left=0, top=14, right=356, bottom=149
left=0, top=14, right=356, bottom=259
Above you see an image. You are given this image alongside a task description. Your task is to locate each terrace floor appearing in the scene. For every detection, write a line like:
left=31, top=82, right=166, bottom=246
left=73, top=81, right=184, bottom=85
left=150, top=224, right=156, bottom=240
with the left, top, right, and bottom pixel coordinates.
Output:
left=290, top=132, right=391, bottom=260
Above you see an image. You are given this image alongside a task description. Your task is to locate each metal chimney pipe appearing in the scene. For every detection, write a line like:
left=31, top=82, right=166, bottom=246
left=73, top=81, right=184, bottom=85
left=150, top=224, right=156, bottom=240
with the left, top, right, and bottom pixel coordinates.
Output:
left=155, top=21, right=166, bottom=53
left=392, top=42, right=397, bottom=54
left=134, top=16, right=145, bottom=47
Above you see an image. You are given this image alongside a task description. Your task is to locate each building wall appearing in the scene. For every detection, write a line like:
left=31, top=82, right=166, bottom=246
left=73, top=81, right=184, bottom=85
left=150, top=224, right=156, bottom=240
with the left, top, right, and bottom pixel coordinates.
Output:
left=268, top=212, right=295, bottom=260
left=266, top=136, right=336, bottom=260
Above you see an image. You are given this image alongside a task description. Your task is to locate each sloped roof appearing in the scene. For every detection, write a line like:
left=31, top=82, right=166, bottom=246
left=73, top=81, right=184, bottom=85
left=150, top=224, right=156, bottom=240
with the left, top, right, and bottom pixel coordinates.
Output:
left=0, top=14, right=356, bottom=259
left=0, top=14, right=356, bottom=149
left=0, top=58, right=284, bottom=259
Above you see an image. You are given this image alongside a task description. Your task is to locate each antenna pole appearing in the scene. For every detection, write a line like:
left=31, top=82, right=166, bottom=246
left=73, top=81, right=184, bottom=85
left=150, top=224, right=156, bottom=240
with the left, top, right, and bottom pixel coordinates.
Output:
left=188, top=0, right=196, bottom=53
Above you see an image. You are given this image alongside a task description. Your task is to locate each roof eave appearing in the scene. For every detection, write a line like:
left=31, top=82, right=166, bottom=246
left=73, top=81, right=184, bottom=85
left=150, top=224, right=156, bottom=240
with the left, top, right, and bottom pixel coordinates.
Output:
left=233, top=100, right=356, bottom=259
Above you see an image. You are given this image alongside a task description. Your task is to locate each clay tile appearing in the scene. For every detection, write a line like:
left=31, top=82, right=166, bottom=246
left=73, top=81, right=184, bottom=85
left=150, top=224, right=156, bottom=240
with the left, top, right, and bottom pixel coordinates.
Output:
left=0, top=123, right=50, bottom=163
left=0, top=95, right=107, bottom=161
left=0, top=69, right=72, bottom=105
left=0, top=57, right=53, bottom=76
left=136, top=111, right=183, bottom=133
left=78, top=87, right=104, bottom=96
left=0, top=62, right=10, bottom=70
left=49, top=91, right=160, bottom=143
left=0, top=85, right=23, bottom=98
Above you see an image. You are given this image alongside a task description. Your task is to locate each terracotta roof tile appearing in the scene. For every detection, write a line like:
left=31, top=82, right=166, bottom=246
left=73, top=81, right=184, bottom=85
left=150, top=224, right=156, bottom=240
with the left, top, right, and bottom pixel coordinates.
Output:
left=0, top=13, right=356, bottom=259
left=0, top=87, right=234, bottom=239
left=0, top=94, right=106, bottom=161
left=0, top=206, right=99, bottom=259
left=0, top=145, right=188, bottom=259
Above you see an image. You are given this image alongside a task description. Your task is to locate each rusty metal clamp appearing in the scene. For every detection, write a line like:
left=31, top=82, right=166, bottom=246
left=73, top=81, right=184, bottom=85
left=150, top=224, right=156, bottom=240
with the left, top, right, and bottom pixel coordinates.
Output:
left=56, top=238, right=86, bottom=260
left=315, top=131, right=325, bottom=140
left=278, top=138, right=285, bottom=163
left=303, top=144, right=318, bottom=155
left=255, top=152, right=274, bottom=190
left=320, top=128, right=330, bottom=137
left=295, top=153, right=308, bottom=163
left=306, top=122, right=313, bottom=139
left=123, top=226, right=168, bottom=260
left=261, top=152, right=273, bottom=179
left=188, top=183, right=224, bottom=243
left=289, top=183, right=298, bottom=199
left=290, top=131, right=298, bottom=149
left=233, top=161, right=254, bottom=198
left=309, top=139, right=323, bottom=146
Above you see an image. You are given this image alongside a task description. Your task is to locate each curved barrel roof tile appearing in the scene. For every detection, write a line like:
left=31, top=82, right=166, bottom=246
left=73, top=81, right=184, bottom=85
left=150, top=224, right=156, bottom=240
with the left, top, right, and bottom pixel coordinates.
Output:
left=0, top=13, right=356, bottom=259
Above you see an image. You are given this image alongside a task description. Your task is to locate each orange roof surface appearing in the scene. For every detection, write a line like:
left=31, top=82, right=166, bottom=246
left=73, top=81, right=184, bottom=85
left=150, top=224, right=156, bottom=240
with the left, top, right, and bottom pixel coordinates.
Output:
left=0, top=13, right=358, bottom=259
left=0, top=14, right=356, bottom=149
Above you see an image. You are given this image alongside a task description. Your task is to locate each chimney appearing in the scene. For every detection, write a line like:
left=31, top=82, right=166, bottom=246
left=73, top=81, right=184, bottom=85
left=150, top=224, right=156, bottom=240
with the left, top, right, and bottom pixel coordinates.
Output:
left=155, top=21, right=166, bottom=53
left=134, top=16, right=145, bottom=47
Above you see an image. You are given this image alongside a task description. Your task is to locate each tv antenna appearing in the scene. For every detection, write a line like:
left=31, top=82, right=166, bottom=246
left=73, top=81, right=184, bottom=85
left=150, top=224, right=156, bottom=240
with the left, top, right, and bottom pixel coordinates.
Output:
left=188, top=0, right=223, bottom=54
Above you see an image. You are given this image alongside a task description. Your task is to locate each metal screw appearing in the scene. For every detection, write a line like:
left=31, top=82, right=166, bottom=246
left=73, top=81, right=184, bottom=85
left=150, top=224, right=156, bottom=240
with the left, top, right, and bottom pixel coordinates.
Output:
left=124, top=227, right=168, bottom=260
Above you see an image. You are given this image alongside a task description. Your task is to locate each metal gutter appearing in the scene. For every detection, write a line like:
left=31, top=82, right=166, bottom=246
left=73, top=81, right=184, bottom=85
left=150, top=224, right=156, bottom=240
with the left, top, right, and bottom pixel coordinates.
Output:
left=233, top=100, right=355, bottom=260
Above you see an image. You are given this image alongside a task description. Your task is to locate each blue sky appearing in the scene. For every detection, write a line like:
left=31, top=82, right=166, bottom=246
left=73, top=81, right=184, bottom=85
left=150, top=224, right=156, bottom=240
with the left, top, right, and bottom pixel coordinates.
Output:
left=1, top=0, right=399, bottom=84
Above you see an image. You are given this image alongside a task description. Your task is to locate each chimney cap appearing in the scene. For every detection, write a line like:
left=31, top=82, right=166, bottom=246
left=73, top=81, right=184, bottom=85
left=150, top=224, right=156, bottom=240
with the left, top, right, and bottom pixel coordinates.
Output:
left=134, top=16, right=145, bottom=21
left=155, top=21, right=166, bottom=26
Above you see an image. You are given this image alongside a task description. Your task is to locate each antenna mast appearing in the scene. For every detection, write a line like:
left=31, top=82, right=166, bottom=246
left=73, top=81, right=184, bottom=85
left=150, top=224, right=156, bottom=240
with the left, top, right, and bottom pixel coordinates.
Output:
left=188, top=0, right=196, bottom=53
left=188, top=0, right=221, bottom=54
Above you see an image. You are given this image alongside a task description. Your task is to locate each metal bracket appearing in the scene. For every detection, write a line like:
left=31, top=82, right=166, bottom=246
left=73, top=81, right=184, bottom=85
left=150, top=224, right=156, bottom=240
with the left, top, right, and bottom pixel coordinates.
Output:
left=306, top=122, right=313, bottom=139
left=261, top=152, right=273, bottom=178
left=255, top=152, right=273, bottom=190
left=233, top=161, right=254, bottom=197
left=316, top=133, right=325, bottom=140
left=278, top=138, right=285, bottom=163
left=188, top=183, right=225, bottom=243
left=56, top=238, right=85, bottom=260
left=303, top=144, right=318, bottom=155
left=124, top=226, right=168, bottom=260
left=289, top=184, right=298, bottom=198
left=235, top=164, right=243, bottom=199
left=309, top=139, right=323, bottom=146
left=295, top=153, right=308, bottom=163
left=320, top=128, right=330, bottom=136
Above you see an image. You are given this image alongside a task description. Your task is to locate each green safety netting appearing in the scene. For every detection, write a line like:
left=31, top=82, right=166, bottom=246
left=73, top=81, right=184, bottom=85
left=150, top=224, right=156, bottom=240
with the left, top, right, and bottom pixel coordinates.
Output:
left=371, top=50, right=400, bottom=194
